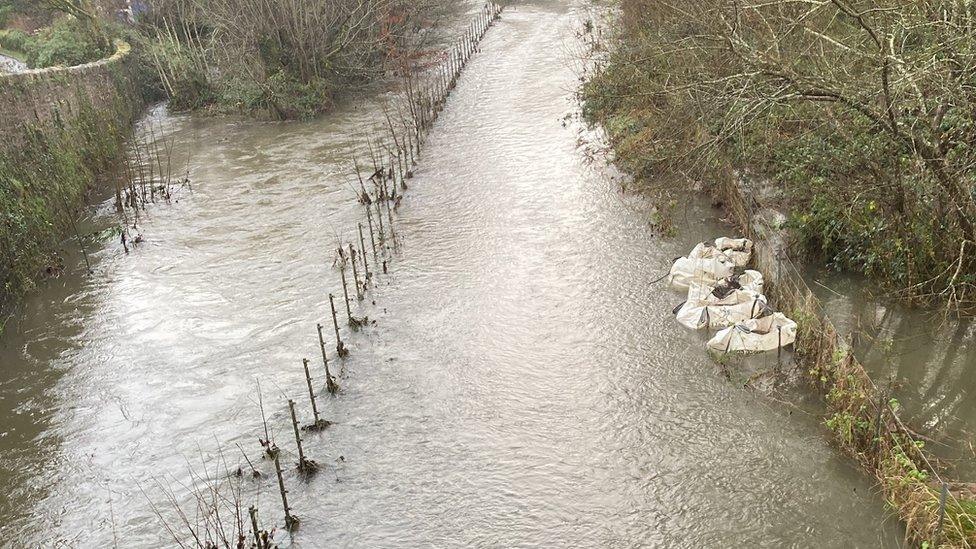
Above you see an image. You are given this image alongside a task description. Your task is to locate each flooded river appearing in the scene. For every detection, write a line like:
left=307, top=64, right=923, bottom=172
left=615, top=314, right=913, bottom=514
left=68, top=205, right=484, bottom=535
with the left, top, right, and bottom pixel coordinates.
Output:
left=0, top=1, right=903, bottom=546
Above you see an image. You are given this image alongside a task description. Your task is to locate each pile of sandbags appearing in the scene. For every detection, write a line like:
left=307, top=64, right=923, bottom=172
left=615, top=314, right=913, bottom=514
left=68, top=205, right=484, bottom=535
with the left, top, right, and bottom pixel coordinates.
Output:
left=667, top=238, right=797, bottom=354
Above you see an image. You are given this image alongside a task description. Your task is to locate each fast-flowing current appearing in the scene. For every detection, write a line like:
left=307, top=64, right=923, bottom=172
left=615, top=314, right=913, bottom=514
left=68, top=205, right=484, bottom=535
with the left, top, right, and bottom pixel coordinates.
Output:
left=0, top=1, right=904, bottom=546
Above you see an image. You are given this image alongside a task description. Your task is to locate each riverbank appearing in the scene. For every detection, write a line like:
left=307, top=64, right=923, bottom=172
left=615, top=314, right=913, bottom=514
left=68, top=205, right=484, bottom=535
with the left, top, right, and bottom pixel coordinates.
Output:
left=583, top=4, right=976, bottom=544
left=138, top=0, right=460, bottom=119
left=717, top=172, right=976, bottom=546
left=0, top=40, right=143, bottom=332
left=582, top=1, right=976, bottom=313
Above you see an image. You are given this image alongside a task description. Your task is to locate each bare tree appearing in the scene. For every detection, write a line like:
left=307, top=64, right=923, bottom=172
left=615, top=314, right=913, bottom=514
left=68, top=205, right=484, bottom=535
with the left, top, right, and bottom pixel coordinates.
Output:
left=594, top=0, right=976, bottom=311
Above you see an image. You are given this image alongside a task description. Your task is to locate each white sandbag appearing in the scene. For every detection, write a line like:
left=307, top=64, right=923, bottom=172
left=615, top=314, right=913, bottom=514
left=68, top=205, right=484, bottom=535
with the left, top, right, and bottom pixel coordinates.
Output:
left=737, top=270, right=764, bottom=294
left=714, top=237, right=753, bottom=268
left=674, top=292, right=769, bottom=331
left=667, top=243, right=736, bottom=290
left=686, top=270, right=765, bottom=304
left=706, top=313, right=798, bottom=354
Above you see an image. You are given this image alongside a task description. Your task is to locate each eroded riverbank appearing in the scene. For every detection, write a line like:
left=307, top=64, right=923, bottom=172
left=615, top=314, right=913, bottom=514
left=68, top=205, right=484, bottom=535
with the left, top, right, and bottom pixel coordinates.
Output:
left=0, top=1, right=903, bottom=546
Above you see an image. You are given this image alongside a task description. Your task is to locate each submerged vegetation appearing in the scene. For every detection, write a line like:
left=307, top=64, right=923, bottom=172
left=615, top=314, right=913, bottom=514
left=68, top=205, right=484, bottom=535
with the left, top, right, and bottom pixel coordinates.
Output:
left=584, top=0, right=976, bottom=313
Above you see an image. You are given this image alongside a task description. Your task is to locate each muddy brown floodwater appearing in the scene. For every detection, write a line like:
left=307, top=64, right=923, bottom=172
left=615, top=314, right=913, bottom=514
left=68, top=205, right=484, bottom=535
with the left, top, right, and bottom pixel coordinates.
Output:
left=0, top=1, right=905, bottom=546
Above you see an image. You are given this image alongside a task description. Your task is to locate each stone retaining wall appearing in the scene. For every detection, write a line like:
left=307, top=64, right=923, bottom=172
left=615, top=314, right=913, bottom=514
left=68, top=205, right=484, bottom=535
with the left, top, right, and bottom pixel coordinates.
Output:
left=0, top=40, right=138, bottom=148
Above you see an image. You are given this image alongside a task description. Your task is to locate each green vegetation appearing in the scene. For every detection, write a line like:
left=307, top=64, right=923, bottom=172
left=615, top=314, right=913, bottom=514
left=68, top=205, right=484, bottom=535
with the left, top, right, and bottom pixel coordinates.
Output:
left=727, top=230, right=976, bottom=544
left=0, top=29, right=28, bottom=56
left=139, top=0, right=449, bottom=119
left=0, top=101, right=127, bottom=326
left=0, top=0, right=114, bottom=69
left=25, top=16, right=111, bottom=68
left=0, top=0, right=43, bottom=28
left=584, top=0, right=976, bottom=313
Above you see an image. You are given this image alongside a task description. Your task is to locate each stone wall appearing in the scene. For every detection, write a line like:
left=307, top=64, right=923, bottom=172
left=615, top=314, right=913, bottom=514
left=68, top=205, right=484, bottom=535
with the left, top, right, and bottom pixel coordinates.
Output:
left=0, top=40, right=142, bottom=326
left=0, top=40, right=139, bottom=149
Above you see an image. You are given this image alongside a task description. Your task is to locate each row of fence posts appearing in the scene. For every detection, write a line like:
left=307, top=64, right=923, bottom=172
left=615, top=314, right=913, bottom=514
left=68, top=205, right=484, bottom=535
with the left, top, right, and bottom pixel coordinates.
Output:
left=244, top=4, right=504, bottom=544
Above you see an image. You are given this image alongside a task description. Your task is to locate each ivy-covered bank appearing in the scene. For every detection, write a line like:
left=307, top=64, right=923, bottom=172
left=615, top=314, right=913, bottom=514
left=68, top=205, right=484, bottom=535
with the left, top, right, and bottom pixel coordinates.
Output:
left=0, top=40, right=142, bottom=330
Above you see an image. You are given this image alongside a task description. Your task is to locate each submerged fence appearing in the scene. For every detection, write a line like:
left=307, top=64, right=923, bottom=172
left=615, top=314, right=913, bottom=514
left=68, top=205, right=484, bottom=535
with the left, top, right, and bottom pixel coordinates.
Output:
left=719, top=174, right=976, bottom=547
left=159, top=4, right=507, bottom=546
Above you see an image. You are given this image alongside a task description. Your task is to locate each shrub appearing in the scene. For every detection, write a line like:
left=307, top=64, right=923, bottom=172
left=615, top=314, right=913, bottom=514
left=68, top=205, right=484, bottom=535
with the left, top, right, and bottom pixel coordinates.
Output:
left=0, top=28, right=30, bottom=54
left=26, top=16, right=110, bottom=68
left=139, top=0, right=447, bottom=118
left=0, top=5, right=12, bottom=27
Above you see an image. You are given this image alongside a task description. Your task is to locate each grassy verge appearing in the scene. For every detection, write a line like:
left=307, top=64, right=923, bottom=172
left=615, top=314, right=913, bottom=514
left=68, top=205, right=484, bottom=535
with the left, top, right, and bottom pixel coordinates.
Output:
left=0, top=28, right=28, bottom=62
left=0, top=45, right=24, bottom=62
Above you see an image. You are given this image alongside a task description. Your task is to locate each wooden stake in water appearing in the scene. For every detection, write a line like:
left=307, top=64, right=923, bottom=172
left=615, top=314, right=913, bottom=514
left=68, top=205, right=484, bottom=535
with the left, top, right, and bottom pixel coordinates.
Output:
left=302, top=359, right=331, bottom=431
left=776, top=325, right=783, bottom=366
left=316, top=323, right=339, bottom=394
left=329, top=293, right=348, bottom=357
left=365, top=208, right=378, bottom=257
left=338, top=251, right=354, bottom=319
left=358, top=223, right=371, bottom=280
left=349, top=244, right=362, bottom=300
left=288, top=399, right=318, bottom=473
left=375, top=200, right=386, bottom=245
left=249, top=506, right=264, bottom=549
left=273, top=451, right=299, bottom=530
left=353, top=157, right=371, bottom=204
left=396, top=150, right=406, bottom=190
left=385, top=195, right=397, bottom=248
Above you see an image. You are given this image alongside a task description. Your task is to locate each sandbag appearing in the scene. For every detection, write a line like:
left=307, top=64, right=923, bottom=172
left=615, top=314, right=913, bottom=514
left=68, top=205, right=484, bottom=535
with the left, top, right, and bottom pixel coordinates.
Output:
left=668, top=243, right=736, bottom=290
left=737, top=270, right=764, bottom=294
left=686, top=270, right=764, bottom=304
left=706, top=313, right=798, bottom=353
left=714, top=237, right=753, bottom=268
left=674, top=292, right=769, bottom=331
